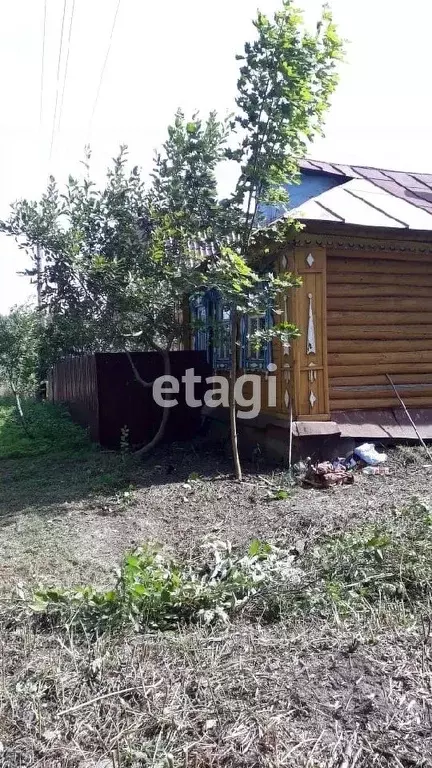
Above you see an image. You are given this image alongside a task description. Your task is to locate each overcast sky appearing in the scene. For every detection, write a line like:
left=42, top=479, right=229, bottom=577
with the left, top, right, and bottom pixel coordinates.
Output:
left=1, top=0, right=432, bottom=312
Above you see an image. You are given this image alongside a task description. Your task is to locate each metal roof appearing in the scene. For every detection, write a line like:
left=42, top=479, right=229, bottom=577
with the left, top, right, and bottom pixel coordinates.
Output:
left=299, top=159, right=432, bottom=216
left=288, top=175, right=432, bottom=231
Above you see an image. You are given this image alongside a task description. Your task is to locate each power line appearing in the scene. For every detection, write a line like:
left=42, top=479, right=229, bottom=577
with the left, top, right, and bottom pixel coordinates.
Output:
left=57, top=0, right=76, bottom=132
left=49, top=0, right=68, bottom=163
left=40, top=0, right=47, bottom=126
left=88, top=0, right=122, bottom=134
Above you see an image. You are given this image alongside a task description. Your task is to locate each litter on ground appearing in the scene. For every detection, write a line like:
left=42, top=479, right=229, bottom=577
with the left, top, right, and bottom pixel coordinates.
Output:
left=302, top=443, right=390, bottom=488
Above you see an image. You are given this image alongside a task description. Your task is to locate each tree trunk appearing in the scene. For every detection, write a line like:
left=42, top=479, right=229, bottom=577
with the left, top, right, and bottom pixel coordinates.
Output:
left=11, top=382, right=33, bottom=438
left=229, top=311, right=242, bottom=481
left=35, top=241, right=45, bottom=400
left=126, top=347, right=172, bottom=457
left=36, top=242, right=43, bottom=311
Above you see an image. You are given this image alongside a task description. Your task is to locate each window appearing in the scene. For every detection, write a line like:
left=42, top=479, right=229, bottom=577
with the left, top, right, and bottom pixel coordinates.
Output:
left=246, top=315, right=267, bottom=363
left=193, top=288, right=273, bottom=372
left=190, top=295, right=210, bottom=361
left=214, top=304, right=232, bottom=369
left=242, top=294, right=273, bottom=370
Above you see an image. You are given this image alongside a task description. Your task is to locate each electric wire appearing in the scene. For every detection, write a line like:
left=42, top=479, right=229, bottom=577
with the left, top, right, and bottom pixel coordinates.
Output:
left=57, top=0, right=76, bottom=132
left=49, top=0, right=68, bottom=163
left=88, top=0, right=122, bottom=134
left=40, top=0, right=47, bottom=126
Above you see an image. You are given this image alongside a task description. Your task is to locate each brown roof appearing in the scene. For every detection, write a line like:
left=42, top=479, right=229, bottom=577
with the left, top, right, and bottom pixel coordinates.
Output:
left=299, top=159, right=432, bottom=216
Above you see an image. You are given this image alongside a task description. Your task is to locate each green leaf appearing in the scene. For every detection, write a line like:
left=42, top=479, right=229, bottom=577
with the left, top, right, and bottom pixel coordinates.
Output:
left=273, top=489, right=290, bottom=501
left=248, top=539, right=261, bottom=557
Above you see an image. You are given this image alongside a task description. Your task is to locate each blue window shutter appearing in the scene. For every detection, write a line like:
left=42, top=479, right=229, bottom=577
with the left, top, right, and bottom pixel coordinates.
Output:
left=242, top=283, right=272, bottom=371
left=189, top=296, right=198, bottom=350
left=205, top=292, right=213, bottom=368
left=202, top=293, right=210, bottom=364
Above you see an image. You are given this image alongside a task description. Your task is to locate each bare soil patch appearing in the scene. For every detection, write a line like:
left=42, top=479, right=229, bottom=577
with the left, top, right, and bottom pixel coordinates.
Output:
left=0, top=443, right=430, bottom=591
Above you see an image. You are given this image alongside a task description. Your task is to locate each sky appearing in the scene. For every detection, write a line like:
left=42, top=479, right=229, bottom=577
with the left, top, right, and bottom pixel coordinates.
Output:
left=1, top=0, right=432, bottom=312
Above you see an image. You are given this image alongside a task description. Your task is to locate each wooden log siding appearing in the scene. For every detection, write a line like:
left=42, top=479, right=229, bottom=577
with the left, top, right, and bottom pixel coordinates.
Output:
left=327, top=251, right=432, bottom=411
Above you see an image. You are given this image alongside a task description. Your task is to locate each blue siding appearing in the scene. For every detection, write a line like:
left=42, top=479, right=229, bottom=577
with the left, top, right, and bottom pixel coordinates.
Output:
left=259, top=171, right=344, bottom=224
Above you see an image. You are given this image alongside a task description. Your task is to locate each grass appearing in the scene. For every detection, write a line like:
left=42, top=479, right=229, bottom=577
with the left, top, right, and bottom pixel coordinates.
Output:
left=1, top=400, right=432, bottom=765
left=0, top=397, right=92, bottom=458
left=2, top=609, right=431, bottom=768
left=3, top=513, right=432, bottom=767
left=0, top=397, right=136, bottom=590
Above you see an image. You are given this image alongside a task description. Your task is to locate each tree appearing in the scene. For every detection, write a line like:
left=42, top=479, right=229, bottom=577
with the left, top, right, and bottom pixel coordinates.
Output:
left=148, top=1, right=343, bottom=478
left=149, top=109, right=233, bottom=236
left=218, top=1, right=343, bottom=478
left=0, top=137, right=236, bottom=455
left=0, top=304, right=40, bottom=431
left=0, top=150, right=149, bottom=362
left=0, top=1, right=342, bottom=473
left=229, top=1, right=343, bottom=240
left=138, top=111, right=302, bottom=472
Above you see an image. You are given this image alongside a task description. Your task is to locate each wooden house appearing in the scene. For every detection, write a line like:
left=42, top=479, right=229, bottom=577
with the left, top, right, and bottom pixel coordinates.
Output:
left=191, top=160, right=432, bottom=458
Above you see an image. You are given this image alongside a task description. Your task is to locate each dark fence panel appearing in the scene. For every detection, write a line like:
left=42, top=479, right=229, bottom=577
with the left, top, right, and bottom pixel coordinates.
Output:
left=49, top=351, right=211, bottom=449
left=48, top=355, right=100, bottom=441
left=95, top=351, right=211, bottom=449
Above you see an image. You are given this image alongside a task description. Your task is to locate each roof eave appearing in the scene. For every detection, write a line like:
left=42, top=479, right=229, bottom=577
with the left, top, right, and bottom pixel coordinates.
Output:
left=297, top=219, right=432, bottom=242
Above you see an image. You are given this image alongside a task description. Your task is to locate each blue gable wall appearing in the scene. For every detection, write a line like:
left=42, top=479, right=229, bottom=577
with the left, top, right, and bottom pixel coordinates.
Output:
left=259, top=171, right=344, bottom=224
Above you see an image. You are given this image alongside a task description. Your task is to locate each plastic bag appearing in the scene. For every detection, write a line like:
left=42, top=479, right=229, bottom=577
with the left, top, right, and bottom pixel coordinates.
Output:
left=354, top=443, right=387, bottom=466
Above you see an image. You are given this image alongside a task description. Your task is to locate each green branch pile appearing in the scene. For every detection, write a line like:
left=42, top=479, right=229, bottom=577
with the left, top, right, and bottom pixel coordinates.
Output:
left=30, top=540, right=300, bottom=632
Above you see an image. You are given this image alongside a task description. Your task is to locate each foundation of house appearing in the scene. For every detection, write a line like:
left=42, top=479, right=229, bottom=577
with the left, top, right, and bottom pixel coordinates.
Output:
left=202, top=405, right=432, bottom=465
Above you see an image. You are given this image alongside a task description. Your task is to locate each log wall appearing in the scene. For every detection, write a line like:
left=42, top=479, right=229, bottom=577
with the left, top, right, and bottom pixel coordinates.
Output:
left=327, top=251, right=432, bottom=410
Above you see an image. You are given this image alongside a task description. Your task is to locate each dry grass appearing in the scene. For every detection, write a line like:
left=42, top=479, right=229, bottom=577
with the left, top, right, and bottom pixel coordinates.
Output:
left=2, top=607, right=432, bottom=767
left=0, top=441, right=431, bottom=592
left=1, top=438, right=432, bottom=766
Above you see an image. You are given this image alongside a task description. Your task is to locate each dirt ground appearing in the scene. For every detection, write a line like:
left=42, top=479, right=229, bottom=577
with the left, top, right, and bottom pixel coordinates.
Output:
left=2, top=443, right=432, bottom=767
left=0, top=441, right=430, bottom=591
left=3, top=608, right=432, bottom=768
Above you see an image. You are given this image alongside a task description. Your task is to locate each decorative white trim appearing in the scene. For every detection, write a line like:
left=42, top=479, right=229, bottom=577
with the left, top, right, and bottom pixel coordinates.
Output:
left=281, top=254, right=287, bottom=270
left=283, top=343, right=291, bottom=356
left=295, top=234, right=432, bottom=256
left=309, top=390, right=317, bottom=408
left=306, top=253, right=315, bottom=268
left=284, top=390, right=290, bottom=408
left=307, top=293, right=316, bottom=355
